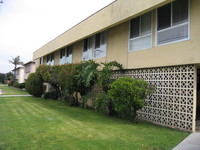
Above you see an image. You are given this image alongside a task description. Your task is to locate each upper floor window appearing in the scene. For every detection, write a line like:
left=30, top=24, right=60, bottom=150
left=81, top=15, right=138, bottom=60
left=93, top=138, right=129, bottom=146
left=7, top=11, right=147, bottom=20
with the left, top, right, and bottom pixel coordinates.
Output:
left=82, top=38, right=93, bottom=61
left=82, top=31, right=107, bottom=61
left=94, top=31, right=107, bottom=58
left=59, top=48, right=66, bottom=65
left=46, top=53, right=54, bottom=66
left=25, top=65, right=30, bottom=73
left=157, top=0, right=189, bottom=45
left=66, top=45, right=73, bottom=64
left=40, top=57, right=43, bottom=65
left=129, top=12, right=152, bottom=52
left=59, top=45, right=73, bottom=64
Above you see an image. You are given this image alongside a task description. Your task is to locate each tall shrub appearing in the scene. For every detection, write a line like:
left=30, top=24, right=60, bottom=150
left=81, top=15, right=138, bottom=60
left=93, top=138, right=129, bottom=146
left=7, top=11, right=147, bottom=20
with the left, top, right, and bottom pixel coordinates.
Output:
left=108, top=77, right=153, bottom=121
left=37, top=65, right=61, bottom=99
left=58, top=63, right=80, bottom=105
left=25, top=73, right=43, bottom=97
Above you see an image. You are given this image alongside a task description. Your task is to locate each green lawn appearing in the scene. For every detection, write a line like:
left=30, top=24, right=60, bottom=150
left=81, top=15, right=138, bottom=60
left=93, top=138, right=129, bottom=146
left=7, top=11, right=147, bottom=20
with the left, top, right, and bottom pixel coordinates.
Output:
left=0, top=85, right=29, bottom=95
left=0, top=96, right=189, bottom=150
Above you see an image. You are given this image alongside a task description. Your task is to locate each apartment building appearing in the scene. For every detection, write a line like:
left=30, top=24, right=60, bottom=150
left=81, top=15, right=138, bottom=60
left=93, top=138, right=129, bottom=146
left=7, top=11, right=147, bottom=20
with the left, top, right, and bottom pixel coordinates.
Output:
left=33, top=0, right=200, bottom=132
left=24, top=61, right=36, bottom=81
left=13, top=66, right=24, bottom=83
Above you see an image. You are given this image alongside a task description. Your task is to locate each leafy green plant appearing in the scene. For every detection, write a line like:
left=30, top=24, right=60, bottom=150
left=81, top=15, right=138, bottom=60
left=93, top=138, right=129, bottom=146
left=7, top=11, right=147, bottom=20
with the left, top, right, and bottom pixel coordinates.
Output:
left=99, top=61, right=123, bottom=89
left=19, top=83, right=25, bottom=89
left=94, top=92, right=115, bottom=115
left=58, top=63, right=80, bottom=105
left=25, top=73, right=43, bottom=97
left=13, top=82, right=20, bottom=88
left=75, top=60, right=100, bottom=96
left=37, top=65, right=62, bottom=99
left=43, top=91, right=58, bottom=100
left=108, top=77, right=153, bottom=121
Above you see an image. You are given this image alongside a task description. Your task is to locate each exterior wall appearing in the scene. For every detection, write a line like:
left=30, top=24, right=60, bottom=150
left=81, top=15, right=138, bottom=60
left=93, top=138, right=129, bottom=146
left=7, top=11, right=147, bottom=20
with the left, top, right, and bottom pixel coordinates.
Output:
left=73, top=41, right=83, bottom=63
left=35, top=59, right=40, bottom=68
left=16, top=68, right=25, bottom=83
left=34, top=0, right=200, bottom=70
left=33, top=0, right=172, bottom=60
left=24, top=62, right=36, bottom=80
left=114, top=65, right=196, bottom=132
left=127, top=0, right=200, bottom=69
left=54, top=51, right=60, bottom=65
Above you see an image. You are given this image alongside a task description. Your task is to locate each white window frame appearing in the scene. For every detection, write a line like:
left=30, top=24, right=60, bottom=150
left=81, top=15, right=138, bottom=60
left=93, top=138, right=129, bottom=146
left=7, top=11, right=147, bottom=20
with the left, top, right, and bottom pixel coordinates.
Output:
left=40, top=57, right=43, bottom=65
left=128, top=12, right=152, bottom=52
left=82, top=37, right=93, bottom=61
left=94, top=31, right=107, bottom=59
left=66, top=45, right=73, bottom=64
left=59, top=48, right=66, bottom=65
left=46, top=53, right=54, bottom=66
left=82, top=30, right=107, bottom=61
left=156, top=0, right=190, bottom=46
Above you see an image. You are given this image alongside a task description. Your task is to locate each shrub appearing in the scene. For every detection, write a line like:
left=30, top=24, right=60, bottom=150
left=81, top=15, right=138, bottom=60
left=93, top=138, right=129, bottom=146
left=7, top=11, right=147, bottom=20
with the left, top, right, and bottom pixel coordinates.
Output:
left=43, top=91, right=59, bottom=100
left=13, top=82, right=20, bottom=88
left=19, top=83, right=25, bottom=89
left=25, top=73, right=43, bottom=97
left=94, top=92, right=115, bottom=115
left=108, top=77, right=153, bottom=121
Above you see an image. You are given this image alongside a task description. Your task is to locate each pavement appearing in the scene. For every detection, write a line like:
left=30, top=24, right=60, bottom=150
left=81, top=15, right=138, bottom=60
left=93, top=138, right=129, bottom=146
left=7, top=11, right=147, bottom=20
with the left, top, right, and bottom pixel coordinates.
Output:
left=172, top=132, right=200, bottom=150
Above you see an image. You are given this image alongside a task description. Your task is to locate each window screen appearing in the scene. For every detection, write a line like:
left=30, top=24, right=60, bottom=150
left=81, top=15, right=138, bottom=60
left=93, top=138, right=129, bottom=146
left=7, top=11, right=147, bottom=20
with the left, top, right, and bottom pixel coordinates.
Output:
left=157, top=4, right=171, bottom=31
left=173, top=0, right=188, bottom=26
left=95, top=33, right=101, bottom=48
left=130, top=17, right=139, bottom=38
left=83, top=39, right=88, bottom=52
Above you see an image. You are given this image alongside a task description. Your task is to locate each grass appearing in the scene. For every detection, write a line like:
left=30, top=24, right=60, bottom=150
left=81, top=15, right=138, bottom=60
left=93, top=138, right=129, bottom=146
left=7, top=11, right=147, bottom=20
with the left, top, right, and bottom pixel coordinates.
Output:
left=0, top=85, right=29, bottom=95
left=0, top=96, right=189, bottom=150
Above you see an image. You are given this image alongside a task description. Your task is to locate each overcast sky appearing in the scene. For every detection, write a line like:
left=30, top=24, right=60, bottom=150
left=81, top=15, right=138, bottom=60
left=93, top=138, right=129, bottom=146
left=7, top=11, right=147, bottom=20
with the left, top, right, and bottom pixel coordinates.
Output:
left=0, top=0, right=115, bottom=73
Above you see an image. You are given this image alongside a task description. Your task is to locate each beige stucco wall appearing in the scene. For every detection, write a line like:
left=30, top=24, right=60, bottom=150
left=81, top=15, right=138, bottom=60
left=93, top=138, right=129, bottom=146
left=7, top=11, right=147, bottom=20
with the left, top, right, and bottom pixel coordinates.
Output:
left=127, top=0, right=200, bottom=69
left=72, top=41, right=82, bottom=63
left=16, top=67, right=25, bottom=83
left=34, top=0, right=200, bottom=70
left=33, top=0, right=172, bottom=60
left=24, top=63, right=36, bottom=80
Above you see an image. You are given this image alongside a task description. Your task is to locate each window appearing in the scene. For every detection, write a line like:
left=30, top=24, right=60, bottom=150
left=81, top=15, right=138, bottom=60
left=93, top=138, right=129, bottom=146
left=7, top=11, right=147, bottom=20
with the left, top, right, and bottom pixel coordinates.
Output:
left=59, top=48, right=66, bottom=64
left=66, top=45, right=72, bottom=64
left=82, top=38, right=93, bottom=61
left=129, top=12, right=152, bottom=51
left=60, top=48, right=65, bottom=59
left=46, top=53, right=54, bottom=65
left=25, top=65, right=30, bottom=73
left=82, top=31, right=107, bottom=60
left=40, top=57, right=43, bottom=65
left=94, top=31, right=107, bottom=58
left=157, top=0, right=189, bottom=45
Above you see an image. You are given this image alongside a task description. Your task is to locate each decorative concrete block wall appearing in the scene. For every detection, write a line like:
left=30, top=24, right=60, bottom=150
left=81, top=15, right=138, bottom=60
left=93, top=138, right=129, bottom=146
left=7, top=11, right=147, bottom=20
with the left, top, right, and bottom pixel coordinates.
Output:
left=113, top=65, right=196, bottom=131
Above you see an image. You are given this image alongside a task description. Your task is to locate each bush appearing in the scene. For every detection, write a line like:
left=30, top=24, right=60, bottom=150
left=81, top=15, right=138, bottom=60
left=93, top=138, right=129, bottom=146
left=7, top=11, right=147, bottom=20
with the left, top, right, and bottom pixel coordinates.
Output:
left=25, top=73, right=43, bottom=97
left=13, top=82, right=20, bottom=88
left=19, top=83, right=25, bottom=89
left=108, top=77, right=153, bottom=121
left=43, top=91, right=59, bottom=100
left=94, top=92, right=115, bottom=115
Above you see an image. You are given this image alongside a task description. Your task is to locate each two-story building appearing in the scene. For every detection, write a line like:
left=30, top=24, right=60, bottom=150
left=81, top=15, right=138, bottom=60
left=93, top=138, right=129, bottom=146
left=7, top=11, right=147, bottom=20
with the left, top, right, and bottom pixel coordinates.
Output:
left=33, top=0, right=200, bottom=132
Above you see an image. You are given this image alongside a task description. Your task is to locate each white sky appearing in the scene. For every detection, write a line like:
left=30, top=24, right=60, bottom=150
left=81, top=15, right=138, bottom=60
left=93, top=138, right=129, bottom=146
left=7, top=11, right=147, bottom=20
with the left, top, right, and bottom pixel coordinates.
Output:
left=0, top=0, right=115, bottom=73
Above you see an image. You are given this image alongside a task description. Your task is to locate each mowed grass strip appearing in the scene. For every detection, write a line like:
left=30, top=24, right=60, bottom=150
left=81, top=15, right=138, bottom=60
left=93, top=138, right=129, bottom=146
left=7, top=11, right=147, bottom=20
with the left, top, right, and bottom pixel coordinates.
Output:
left=0, top=97, right=189, bottom=150
left=0, top=86, right=29, bottom=95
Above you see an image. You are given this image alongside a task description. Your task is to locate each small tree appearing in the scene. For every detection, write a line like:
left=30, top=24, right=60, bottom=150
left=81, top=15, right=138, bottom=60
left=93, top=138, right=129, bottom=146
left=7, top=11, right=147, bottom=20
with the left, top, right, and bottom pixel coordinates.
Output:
left=25, top=73, right=43, bottom=97
left=37, top=65, right=61, bottom=99
left=9, top=56, right=23, bottom=80
left=108, top=77, right=153, bottom=122
left=0, top=73, right=5, bottom=84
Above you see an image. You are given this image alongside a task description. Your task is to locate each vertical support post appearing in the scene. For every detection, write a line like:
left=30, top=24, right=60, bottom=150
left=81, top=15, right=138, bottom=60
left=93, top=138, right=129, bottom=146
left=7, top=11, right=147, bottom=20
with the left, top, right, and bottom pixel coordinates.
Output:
left=192, top=65, right=197, bottom=132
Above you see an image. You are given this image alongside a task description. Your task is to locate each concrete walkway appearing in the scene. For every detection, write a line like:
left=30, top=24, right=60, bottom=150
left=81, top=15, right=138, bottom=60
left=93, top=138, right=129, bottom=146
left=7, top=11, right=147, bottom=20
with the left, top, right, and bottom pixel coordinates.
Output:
left=173, top=132, right=200, bottom=150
